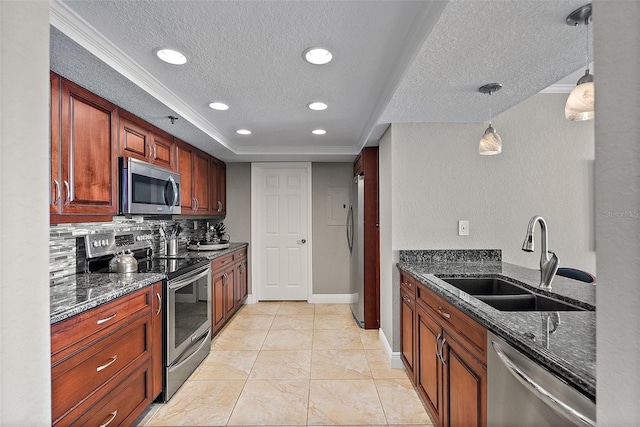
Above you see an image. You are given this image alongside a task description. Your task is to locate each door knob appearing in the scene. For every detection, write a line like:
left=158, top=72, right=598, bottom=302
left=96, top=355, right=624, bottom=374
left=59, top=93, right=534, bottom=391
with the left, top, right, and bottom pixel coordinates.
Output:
left=297, top=239, right=307, bottom=244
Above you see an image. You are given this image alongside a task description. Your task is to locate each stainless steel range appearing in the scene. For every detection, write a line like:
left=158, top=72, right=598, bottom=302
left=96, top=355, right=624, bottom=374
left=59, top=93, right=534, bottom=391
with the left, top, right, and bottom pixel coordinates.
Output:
left=79, top=229, right=212, bottom=401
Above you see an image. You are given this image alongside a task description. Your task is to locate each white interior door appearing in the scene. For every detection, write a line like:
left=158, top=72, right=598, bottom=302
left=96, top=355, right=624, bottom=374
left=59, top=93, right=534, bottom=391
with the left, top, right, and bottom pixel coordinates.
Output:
left=252, top=163, right=311, bottom=301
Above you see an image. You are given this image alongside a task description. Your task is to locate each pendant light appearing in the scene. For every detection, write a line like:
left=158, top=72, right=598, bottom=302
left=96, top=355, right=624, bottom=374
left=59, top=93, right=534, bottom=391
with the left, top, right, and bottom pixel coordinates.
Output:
left=478, top=83, right=503, bottom=156
left=565, top=4, right=594, bottom=121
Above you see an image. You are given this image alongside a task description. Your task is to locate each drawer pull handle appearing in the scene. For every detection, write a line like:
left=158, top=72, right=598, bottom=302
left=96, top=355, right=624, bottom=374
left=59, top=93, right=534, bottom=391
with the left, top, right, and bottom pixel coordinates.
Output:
left=403, top=296, right=411, bottom=304
left=437, top=307, right=451, bottom=319
left=439, top=337, right=447, bottom=365
left=156, top=292, right=162, bottom=315
left=99, top=410, right=118, bottom=427
left=96, top=355, right=118, bottom=372
left=96, top=313, right=117, bottom=325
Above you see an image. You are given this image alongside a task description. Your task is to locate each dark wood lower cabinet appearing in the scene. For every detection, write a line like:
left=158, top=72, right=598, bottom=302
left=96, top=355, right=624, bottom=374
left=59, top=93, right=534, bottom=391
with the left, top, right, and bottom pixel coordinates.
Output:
left=211, top=246, right=248, bottom=335
left=399, top=267, right=487, bottom=427
left=443, top=332, right=487, bottom=427
left=50, top=284, right=161, bottom=426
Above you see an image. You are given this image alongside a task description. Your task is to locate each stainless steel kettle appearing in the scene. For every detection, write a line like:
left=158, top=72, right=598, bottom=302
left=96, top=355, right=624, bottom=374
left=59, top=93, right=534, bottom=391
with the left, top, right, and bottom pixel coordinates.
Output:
left=109, top=250, right=138, bottom=274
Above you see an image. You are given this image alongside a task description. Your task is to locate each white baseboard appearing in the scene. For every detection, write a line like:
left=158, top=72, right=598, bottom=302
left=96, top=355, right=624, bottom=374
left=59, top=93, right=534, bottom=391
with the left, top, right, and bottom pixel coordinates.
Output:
left=379, top=328, right=404, bottom=369
left=246, top=294, right=352, bottom=304
left=308, top=293, right=353, bottom=304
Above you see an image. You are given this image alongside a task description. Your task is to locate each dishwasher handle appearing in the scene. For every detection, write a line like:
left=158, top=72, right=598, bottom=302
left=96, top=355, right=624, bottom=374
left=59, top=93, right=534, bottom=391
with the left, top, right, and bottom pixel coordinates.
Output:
left=491, top=341, right=596, bottom=427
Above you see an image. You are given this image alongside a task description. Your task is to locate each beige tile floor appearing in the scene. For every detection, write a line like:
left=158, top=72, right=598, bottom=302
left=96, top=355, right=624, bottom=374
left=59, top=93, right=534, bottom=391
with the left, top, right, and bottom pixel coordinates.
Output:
left=139, top=302, right=434, bottom=426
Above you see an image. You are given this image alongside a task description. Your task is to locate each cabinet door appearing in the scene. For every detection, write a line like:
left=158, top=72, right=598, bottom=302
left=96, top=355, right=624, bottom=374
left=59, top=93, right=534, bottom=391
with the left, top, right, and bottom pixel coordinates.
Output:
left=193, top=150, right=210, bottom=213
left=60, top=79, right=118, bottom=215
left=209, top=159, right=220, bottom=214
left=400, top=287, right=415, bottom=379
left=151, top=131, right=175, bottom=170
left=151, top=282, right=163, bottom=399
left=234, top=259, right=248, bottom=307
left=224, top=267, right=236, bottom=317
left=120, top=116, right=151, bottom=162
left=176, top=141, right=194, bottom=212
left=50, top=72, right=61, bottom=214
left=417, top=306, right=443, bottom=425
left=240, top=260, right=248, bottom=302
left=212, top=269, right=226, bottom=334
left=443, top=332, right=487, bottom=427
left=217, top=162, right=226, bottom=214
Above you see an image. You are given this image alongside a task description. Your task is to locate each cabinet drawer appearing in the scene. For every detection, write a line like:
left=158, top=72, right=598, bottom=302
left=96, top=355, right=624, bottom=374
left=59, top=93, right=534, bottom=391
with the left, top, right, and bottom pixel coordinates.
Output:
left=51, top=287, right=151, bottom=360
left=52, top=313, right=151, bottom=422
left=234, top=248, right=247, bottom=263
left=416, top=285, right=487, bottom=362
left=212, top=253, right=234, bottom=271
left=400, top=272, right=416, bottom=298
left=62, top=358, right=152, bottom=427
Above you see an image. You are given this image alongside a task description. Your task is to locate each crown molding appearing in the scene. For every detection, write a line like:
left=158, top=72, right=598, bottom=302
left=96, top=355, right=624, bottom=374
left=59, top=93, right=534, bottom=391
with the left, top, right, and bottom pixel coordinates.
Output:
left=539, top=83, right=575, bottom=94
left=49, top=0, right=235, bottom=153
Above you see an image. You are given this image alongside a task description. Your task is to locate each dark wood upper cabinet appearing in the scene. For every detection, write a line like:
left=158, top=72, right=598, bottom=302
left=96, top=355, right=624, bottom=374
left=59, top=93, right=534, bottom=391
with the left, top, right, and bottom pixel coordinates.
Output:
left=210, top=159, right=227, bottom=215
left=50, top=72, right=61, bottom=215
left=176, top=139, right=212, bottom=214
left=150, top=130, right=175, bottom=170
left=50, top=73, right=224, bottom=221
left=193, top=150, right=211, bottom=213
left=119, top=111, right=175, bottom=171
left=51, top=76, right=118, bottom=222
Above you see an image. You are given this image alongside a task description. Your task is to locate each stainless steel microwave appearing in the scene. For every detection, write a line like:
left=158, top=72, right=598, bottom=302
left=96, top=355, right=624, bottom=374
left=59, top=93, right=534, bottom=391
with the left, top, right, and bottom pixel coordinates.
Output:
left=120, top=157, right=181, bottom=214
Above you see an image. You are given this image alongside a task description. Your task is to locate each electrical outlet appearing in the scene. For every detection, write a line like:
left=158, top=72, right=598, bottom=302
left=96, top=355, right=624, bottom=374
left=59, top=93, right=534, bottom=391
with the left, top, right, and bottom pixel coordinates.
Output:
left=458, top=220, right=469, bottom=236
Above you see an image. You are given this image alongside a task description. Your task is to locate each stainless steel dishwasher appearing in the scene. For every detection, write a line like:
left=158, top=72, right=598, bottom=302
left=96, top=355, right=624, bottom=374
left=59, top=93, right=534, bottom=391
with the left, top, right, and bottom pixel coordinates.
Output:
left=487, top=332, right=596, bottom=427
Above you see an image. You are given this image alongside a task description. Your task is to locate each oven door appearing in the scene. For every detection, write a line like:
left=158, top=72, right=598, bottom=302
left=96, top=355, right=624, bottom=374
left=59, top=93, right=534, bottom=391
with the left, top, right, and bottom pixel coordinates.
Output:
left=167, top=264, right=211, bottom=364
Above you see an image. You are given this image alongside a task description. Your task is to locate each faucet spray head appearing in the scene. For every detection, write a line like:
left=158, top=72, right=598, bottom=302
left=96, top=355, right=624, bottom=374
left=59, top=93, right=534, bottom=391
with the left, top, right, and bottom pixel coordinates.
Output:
left=522, top=232, right=534, bottom=252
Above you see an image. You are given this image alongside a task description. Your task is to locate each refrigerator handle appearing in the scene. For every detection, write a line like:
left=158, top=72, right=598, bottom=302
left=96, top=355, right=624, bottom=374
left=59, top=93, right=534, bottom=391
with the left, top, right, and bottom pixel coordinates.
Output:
left=346, top=203, right=354, bottom=253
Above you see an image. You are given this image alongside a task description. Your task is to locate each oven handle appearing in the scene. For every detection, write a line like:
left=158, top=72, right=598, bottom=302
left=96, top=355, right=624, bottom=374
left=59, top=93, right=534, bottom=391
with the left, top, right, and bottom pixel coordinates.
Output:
left=169, top=329, right=211, bottom=371
left=168, top=266, right=210, bottom=290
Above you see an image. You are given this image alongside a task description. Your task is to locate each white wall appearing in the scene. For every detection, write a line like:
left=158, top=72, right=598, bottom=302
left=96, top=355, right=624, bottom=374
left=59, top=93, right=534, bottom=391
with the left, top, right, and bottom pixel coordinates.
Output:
left=0, top=1, right=51, bottom=424
left=379, top=93, right=595, bottom=351
left=392, top=94, right=595, bottom=271
left=378, top=127, right=397, bottom=348
left=311, top=163, right=353, bottom=294
left=594, top=1, right=640, bottom=424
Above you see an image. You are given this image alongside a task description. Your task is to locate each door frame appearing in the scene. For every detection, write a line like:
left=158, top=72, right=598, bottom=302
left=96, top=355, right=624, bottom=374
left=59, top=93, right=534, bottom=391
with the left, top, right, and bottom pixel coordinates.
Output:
left=250, top=162, right=313, bottom=302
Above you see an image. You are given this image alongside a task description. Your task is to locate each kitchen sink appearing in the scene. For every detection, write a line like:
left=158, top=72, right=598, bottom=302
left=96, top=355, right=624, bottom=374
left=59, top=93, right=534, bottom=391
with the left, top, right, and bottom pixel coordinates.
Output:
left=440, top=277, right=530, bottom=296
left=441, top=277, right=590, bottom=312
left=475, top=294, right=587, bottom=311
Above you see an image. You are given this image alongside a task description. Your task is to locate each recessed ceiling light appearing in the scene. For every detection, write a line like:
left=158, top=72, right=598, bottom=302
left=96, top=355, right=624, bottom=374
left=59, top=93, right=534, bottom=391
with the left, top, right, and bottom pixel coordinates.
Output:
left=236, top=129, right=252, bottom=135
left=304, top=47, right=332, bottom=65
left=209, top=102, right=229, bottom=111
left=312, top=129, right=327, bottom=135
left=308, top=102, right=328, bottom=111
left=155, top=48, right=187, bottom=65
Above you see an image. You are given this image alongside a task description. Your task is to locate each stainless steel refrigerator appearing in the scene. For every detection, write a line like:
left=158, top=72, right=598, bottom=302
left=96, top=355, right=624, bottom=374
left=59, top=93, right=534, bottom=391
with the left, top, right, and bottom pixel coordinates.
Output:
left=347, top=174, right=365, bottom=327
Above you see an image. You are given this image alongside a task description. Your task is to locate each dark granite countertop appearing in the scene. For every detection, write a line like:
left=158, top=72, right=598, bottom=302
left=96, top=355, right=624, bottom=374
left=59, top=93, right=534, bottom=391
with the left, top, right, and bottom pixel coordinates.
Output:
left=50, top=243, right=248, bottom=325
left=398, top=260, right=596, bottom=401
left=181, top=242, right=248, bottom=260
left=50, top=272, right=166, bottom=324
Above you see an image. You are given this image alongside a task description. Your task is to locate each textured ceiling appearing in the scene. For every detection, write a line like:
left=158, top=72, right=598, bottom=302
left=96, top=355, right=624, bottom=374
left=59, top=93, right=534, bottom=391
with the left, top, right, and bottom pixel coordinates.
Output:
left=51, top=0, right=593, bottom=162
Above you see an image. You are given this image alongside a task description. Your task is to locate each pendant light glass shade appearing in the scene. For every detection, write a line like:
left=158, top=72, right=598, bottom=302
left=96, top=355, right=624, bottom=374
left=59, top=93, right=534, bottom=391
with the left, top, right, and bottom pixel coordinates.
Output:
left=479, top=124, right=502, bottom=155
left=565, top=70, right=594, bottom=121
left=565, top=4, right=594, bottom=121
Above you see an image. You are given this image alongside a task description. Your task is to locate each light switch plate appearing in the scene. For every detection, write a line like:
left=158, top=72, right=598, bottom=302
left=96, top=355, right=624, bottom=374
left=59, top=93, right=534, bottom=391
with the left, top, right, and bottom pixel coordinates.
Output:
left=458, top=220, right=469, bottom=236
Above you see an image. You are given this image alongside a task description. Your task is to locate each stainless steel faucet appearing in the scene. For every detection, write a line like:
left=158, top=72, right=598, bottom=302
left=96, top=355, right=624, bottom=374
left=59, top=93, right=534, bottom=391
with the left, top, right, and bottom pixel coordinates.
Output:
left=522, top=216, right=558, bottom=290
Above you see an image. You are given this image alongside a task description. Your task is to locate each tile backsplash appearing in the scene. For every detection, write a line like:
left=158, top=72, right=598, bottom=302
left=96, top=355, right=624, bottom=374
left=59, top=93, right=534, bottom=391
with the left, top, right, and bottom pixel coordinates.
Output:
left=50, top=216, right=221, bottom=285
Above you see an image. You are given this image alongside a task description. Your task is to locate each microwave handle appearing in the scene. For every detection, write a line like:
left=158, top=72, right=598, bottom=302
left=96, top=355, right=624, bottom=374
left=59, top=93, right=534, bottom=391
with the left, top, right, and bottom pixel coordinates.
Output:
left=165, top=175, right=179, bottom=207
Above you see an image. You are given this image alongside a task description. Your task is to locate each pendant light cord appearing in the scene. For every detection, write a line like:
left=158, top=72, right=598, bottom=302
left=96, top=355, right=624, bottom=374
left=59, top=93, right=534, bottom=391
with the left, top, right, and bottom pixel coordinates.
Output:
left=585, top=19, right=590, bottom=69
